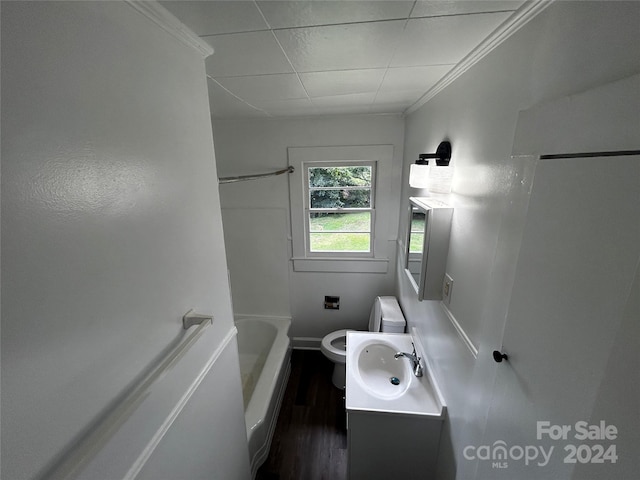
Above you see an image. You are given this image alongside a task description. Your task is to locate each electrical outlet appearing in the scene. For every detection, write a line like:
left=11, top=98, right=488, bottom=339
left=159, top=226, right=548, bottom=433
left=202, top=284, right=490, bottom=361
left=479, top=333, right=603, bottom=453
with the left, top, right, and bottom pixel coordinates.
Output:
left=443, top=274, right=453, bottom=305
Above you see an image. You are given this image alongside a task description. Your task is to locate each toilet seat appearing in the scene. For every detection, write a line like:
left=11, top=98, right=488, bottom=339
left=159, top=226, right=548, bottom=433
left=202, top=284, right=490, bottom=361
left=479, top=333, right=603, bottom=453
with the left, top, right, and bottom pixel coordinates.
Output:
left=320, top=329, right=353, bottom=364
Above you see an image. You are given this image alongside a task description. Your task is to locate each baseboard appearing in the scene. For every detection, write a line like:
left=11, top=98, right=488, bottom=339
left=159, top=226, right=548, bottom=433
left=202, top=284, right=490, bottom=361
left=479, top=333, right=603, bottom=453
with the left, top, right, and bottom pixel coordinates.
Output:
left=291, top=337, right=322, bottom=350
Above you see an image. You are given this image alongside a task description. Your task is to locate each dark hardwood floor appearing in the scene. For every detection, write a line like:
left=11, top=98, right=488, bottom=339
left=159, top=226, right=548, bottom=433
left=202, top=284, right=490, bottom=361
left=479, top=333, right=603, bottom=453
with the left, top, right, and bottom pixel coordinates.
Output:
left=256, top=349, right=347, bottom=480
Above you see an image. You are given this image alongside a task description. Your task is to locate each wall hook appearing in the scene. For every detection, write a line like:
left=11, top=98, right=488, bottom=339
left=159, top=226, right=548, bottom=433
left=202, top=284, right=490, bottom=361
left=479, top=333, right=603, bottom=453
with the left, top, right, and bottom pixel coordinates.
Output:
left=493, top=350, right=508, bottom=363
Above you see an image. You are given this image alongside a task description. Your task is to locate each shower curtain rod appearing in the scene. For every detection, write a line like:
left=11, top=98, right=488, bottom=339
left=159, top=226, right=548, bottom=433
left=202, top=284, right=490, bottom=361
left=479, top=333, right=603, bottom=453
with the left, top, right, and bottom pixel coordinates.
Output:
left=218, top=166, right=294, bottom=184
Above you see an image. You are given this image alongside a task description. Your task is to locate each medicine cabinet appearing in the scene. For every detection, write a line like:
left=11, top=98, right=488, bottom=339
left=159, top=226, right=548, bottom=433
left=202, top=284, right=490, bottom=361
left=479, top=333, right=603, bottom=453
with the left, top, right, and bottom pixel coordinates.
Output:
left=405, top=197, right=453, bottom=301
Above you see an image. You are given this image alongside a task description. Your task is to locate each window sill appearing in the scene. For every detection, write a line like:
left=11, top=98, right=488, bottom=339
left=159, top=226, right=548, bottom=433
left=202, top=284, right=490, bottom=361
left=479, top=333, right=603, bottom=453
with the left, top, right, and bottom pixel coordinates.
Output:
left=291, top=257, right=389, bottom=273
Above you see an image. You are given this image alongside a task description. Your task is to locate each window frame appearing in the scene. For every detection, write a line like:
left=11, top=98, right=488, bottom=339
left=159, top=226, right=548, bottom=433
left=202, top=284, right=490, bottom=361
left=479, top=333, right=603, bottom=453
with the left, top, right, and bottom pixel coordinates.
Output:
left=288, top=145, right=394, bottom=273
left=304, top=160, right=377, bottom=258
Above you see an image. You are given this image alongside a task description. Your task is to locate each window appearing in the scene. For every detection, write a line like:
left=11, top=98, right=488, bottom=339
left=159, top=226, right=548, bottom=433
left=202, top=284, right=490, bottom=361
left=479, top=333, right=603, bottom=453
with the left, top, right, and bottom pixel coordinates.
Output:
left=288, top=145, right=393, bottom=273
left=305, top=162, right=375, bottom=255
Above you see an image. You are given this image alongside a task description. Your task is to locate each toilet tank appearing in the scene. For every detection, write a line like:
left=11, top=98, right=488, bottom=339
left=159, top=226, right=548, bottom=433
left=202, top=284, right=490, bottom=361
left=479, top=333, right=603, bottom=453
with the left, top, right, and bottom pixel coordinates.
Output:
left=369, top=296, right=406, bottom=333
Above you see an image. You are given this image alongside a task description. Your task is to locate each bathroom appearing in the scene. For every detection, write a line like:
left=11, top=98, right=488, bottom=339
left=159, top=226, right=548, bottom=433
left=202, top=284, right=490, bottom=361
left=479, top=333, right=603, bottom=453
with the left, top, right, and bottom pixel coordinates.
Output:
left=2, top=2, right=639, bottom=480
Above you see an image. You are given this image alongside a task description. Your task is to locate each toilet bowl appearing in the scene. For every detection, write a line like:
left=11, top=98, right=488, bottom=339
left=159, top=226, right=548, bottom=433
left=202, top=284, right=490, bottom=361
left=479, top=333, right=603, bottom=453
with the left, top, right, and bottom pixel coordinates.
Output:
left=321, top=329, right=352, bottom=363
left=320, top=296, right=406, bottom=389
left=320, top=329, right=354, bottom=388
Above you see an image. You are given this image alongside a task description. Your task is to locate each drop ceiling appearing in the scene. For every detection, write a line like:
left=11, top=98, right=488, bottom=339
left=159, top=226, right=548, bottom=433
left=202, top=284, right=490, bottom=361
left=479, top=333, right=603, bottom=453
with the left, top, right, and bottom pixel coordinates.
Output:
left=160, top=0, right=525, bottom=118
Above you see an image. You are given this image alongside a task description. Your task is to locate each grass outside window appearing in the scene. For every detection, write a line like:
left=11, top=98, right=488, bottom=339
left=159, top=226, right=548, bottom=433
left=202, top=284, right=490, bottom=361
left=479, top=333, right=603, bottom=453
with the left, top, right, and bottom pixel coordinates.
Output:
left=409, top=215, right=426, bottom=253
left=309, top=212, right=370, bottom=252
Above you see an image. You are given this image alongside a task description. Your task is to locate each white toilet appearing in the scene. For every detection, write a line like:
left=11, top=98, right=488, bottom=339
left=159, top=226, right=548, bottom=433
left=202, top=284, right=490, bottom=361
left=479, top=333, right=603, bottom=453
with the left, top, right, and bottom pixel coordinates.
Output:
left=320, top=296, right=406, bottom=389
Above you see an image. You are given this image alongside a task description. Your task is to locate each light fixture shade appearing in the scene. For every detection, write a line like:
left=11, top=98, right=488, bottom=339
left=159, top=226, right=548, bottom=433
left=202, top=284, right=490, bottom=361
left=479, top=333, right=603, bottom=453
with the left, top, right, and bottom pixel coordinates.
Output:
left=409, top=163, right=430, bottom=188
left=427, top=166, right=454, bottom=193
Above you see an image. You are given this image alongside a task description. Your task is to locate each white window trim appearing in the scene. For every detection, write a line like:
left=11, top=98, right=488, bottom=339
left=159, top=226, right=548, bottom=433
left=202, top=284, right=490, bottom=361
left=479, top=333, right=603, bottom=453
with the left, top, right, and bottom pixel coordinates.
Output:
left=288, top=145, right=394, bottom=273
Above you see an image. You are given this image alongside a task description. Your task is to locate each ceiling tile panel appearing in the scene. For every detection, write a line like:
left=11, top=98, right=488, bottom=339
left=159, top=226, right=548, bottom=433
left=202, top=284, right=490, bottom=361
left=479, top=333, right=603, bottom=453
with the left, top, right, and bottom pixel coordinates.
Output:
left=300, top=69, right=386, bottom=98
left=411, top=0, right=524, bottom=17
left=391, top=12, right=512, bottom=67
left=207, top=80, right=269, bottom=118
left=374, top=90, right=424, bottom=105
left=204, top=31, right=294, bottom=77
left=274, top=20, right=406, bottom=72
left=257, top=0, right=414, bottom=29
left=312, top=104, right=375, bottom=116
left=159, top=0, right=535, bottom=118
left=380, top=65, right=453, bottom=92
left=253, top=98, right=316, bottom=116
left=215, top=74, right=308, bottom=104
left=369, top=102, right=410, bottom=114
left=159, top=1, right=268, bottom=35
left=311, top=92, right=377, bottom=107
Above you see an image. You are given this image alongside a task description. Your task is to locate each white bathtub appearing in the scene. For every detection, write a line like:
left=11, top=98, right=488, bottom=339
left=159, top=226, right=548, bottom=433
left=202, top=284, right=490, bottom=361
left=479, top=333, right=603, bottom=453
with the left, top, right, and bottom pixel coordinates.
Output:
left=235, top=316, right=291, bottom=478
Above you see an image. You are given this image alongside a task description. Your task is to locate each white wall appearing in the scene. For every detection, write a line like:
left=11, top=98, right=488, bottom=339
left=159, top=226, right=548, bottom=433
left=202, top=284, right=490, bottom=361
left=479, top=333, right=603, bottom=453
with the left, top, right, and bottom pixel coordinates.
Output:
left=1, top=2, right=249, bottom=479
left=212, top=115, right=405, bottom=341
left=397, top=2, right=639, bottom=479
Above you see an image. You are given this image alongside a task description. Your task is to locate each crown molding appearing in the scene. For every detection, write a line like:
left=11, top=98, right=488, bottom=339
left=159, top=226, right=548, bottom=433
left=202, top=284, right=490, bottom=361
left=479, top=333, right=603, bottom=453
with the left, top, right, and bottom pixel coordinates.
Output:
left=125, top=1, right=214, bottom=58
left=404, top=0, right=555, bottom=116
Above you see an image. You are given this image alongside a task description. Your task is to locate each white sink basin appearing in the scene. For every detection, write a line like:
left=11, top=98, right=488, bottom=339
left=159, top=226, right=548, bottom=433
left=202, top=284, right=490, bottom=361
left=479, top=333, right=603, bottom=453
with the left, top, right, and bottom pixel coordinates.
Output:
left=346, top=332, right=445, bottom=417
left=355, top=342, right=411, bottom=399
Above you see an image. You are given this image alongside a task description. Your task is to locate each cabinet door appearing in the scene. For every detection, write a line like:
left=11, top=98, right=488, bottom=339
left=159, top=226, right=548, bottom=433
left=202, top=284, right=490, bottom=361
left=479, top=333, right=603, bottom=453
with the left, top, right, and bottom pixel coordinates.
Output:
left=348, top=411, right=441, bottom=479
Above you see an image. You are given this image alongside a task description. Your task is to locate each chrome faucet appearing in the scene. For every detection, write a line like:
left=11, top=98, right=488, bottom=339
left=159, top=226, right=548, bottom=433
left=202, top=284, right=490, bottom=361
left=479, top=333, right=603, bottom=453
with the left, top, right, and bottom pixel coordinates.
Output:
left=394, top=342, right=423, bottom=377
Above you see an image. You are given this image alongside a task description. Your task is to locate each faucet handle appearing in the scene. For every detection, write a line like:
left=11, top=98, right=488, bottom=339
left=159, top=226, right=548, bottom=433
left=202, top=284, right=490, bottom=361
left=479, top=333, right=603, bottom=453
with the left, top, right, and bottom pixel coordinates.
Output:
left=411, top=342, right=423, bottom=377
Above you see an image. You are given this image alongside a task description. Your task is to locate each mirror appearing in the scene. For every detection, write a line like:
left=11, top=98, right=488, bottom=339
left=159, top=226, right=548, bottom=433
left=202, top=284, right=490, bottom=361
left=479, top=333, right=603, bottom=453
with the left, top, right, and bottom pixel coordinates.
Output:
left=405, top=206, right=426, bottom=289
left=404, top=197, right=453, bottom=301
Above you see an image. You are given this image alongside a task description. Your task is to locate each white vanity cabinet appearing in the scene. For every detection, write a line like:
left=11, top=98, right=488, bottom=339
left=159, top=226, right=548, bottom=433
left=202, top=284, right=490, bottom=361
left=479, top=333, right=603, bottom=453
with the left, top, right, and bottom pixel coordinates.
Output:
left=347, top=409, right=443, bottom=479
left=345, top=332, right=446, bottom=479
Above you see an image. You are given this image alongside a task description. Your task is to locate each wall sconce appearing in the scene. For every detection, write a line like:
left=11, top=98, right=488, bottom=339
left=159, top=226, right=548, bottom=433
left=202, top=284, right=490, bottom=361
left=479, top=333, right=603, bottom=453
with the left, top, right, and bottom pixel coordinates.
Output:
left=408, top=141, right=454, bottom=193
